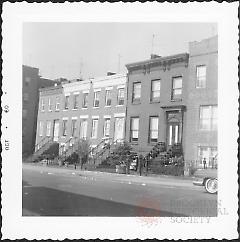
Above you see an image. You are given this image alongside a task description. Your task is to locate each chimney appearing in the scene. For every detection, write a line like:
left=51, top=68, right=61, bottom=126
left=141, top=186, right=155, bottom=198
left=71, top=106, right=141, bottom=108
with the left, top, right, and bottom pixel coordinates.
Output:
left=150, top=54, right=161, bottom=59
left=107, top=71, right=116, bottom=76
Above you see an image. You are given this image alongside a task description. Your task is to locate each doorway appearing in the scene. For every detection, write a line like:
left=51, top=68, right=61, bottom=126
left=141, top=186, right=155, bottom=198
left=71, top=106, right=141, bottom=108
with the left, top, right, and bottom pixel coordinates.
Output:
left=53, top=120, right=60, bottom=142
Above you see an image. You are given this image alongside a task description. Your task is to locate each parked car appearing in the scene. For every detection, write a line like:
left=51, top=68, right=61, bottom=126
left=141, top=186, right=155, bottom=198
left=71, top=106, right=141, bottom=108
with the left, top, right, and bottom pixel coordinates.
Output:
left=193, top=155, right=218, bottom=194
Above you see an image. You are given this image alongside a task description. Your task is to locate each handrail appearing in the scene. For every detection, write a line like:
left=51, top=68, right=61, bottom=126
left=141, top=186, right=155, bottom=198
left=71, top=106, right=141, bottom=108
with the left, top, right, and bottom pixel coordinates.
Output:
left=34, top=136, right=53, bottom=153
left=59, top=137, right=78, bottom=159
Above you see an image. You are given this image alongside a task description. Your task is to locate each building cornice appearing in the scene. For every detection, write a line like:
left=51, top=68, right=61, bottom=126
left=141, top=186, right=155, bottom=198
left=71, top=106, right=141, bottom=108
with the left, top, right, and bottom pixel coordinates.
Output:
left=126, top=53, right=189, bottom=74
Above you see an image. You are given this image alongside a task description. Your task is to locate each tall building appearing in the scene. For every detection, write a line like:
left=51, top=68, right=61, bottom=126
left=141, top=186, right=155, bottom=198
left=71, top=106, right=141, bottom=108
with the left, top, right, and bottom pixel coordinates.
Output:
left=125, top=53, right=189, bottom=155
left=35, top=73, right=127, bottom=151
left=184, top=35, right=218, bottom=167
left=22, top=65, right=56, bottom=157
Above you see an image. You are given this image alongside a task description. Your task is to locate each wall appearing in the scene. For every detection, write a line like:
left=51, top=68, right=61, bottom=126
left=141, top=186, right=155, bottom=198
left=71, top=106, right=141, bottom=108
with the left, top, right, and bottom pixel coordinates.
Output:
left=184, top=36, right=218, bottom=162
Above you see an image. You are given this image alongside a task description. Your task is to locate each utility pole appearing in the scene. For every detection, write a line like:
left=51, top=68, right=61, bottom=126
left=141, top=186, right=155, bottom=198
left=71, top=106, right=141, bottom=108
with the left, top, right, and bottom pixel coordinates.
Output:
left=151, top=34, right=155, bottom=55
left=118, top=54, right=121, bottom=73
left=79, top=61, right=83, bottom=79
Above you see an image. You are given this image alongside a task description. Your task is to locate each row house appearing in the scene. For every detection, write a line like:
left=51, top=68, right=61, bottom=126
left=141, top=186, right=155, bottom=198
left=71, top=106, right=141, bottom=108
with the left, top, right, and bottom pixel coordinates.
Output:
left=34, top=35, right=217, bottom=165
left=185, top=36, right=218, bottom=166
left=22, top=65, right=56, bottom=157
left=125, top=53, right=189, bottom=155
left=36, top=73, right=127, bottom=151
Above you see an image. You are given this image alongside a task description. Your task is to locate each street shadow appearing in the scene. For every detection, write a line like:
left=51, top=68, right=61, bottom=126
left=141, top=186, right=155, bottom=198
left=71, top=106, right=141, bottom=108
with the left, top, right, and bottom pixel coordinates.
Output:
left=22, top=180, right=189, bottom=217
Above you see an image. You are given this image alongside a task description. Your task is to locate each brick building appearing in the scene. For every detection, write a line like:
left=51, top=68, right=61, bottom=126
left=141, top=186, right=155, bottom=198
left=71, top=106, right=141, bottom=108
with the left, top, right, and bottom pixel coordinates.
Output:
left=125, top=53, right=189, bottom=155
left=35, top=73, right=127, bottom=152
left=184, top=35, right=218, bottom=166
left=34, top=35, right=217, bottom=169
left=22, top=65, right=56, bottom=157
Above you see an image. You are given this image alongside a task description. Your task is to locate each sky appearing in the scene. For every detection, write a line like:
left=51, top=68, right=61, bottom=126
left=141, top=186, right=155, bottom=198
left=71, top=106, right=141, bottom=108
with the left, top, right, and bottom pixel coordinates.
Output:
left=23, top=22, right=217, bottom=80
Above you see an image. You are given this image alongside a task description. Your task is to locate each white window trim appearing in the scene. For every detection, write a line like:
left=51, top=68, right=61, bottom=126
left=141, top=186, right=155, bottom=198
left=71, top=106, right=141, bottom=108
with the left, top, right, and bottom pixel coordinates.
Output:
left=92, top=115, right=99, bottom=119
left=73, top=91, right=80, bottom=95
left=105, top=86, right=113, bottom=90
left=82, top=90, right=89, bottom=94
left=114, top=113, right=125, bottom=118
left=104, top=115, right=111, bottom=119
left=93, top=88, right=101, bottom=92
left=80, top=115, right=89, bottom=119
left=117, top=84, right=125, bottom=89
left=71, top=117, right=78, bottom=120
left=62, top=117, right=69, bottom=120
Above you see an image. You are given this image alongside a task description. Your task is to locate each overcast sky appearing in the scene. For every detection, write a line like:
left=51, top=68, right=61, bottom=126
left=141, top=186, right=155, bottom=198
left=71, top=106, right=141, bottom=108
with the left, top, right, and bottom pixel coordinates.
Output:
left=23, top=22, right=217, bottom=80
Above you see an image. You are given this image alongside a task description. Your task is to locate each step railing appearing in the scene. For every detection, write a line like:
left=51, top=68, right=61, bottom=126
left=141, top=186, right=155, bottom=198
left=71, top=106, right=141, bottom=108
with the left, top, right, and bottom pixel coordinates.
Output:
left=34, top=136, right=53, bottom=152
left=59, top=137, right=79, bottom=161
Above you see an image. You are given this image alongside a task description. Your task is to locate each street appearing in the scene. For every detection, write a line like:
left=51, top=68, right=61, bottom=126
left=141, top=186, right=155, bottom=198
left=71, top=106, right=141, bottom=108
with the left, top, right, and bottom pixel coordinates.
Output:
left=23, top=164, right=217, bottom=217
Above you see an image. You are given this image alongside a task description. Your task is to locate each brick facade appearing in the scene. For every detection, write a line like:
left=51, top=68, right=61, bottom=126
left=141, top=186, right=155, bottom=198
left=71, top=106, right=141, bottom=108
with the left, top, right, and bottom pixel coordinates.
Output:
left=35, top=74, right=127, bottom=150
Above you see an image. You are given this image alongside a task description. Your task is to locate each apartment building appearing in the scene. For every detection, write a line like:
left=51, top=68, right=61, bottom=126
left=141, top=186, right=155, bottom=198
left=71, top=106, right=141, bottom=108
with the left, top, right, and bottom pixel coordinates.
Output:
left=125, top=53, right=189, bottom=155
left=22, top=65, right=56, bottom=157
left=184, top=35, right=218, bottom=166
left=35, top=73, right=127, bottom=151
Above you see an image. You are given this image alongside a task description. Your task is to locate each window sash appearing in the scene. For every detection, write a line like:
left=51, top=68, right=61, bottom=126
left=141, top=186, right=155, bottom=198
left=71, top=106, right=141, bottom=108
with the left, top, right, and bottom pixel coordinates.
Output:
left=73, top=95, right=79, bottom=109
left=82, top=93, right=88, bottom=108
left=55, top=97, right=60, bottom=110
left=172, top=77, right=182, bottom=99
left=80, top=120, right=88, bottom=138
left=149, top=117, right=158, bottom=142
left=133, top=83, right=141, bottom=101
left=91, top=119, right=98, bottom=138
left=39, top=121, right=44, bottom=136
left=104, top=119, right=110, bottom=137
left=130, top=118, right=139, bottom=141
left=117, top=88, right=125, bottom=105
left=199, top=105, right=217, bottom=130
left=46, top=121, right=51, bottom=136
left=105, top=90, right=111, bottom=106
left=48, top=98, right=52, bottom=111
left=196, top=65, right=206, bottom=88
left=71, top=120, right=77, bottom=137
left=151, top=80, right=161, bottom=101
left=62, top=120, right=67, bottom=136
left=64, top=96, right=69, bottom=109
left=93, top=92, right=100, bottom=107
left=41, top=99, right=45, bottom=111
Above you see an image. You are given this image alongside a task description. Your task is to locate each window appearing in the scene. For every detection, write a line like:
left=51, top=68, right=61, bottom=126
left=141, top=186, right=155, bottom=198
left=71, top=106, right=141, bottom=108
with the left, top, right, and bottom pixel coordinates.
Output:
left=46, top=121, right=51, bottom=136
left=172, top=76, right=182, bottom=100
left=114, top=117, right=124, bottom=141
left=198, top=146, right=218, bottom=168
left=48, top=98, right=53, bottom=111
left=103, top=118, right=111, bottom=137
left=91, top=119, right=98, bottom=138
left=71, top=119, right=77, bottom=137
left=93, top=91, right=100, bottom=107
left=55, top=96, right=60, bottom=111
left=105, top=90, right=112, bottom=106
left=25, top=77, right=30, bottom=86
left=22, top=109, right=27, bottom=118
left=130, top=117, right=139, bottom=142
left=23, top=93, right=29, bottom=102
left=82, top=93, right=88, bottom=108
left=117, top=88, right=125, bottom=105
left=64, top=96, right=69, bottom=110
left=151, top=80, right=161, bottom=102
left=199, top=105, right=217, bottom=130
left=132, top=82, right=141, bottom=103
left=40, top=98, right=45, bottom=111
left=62, top=120, right=68, bottom=136
left=39, top=121, right=44, bottom=136
left=196, top=65, right=206, bottom=88
left=149, top=117, right=159, bottom=143
left=73, top=94, right=79, bottom=109
left=80, top=119, right=88, bottom=139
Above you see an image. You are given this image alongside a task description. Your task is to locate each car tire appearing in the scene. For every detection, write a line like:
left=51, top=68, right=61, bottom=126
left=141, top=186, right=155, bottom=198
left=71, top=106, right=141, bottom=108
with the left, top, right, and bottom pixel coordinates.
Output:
left=205, top=178, right=218, bottom=194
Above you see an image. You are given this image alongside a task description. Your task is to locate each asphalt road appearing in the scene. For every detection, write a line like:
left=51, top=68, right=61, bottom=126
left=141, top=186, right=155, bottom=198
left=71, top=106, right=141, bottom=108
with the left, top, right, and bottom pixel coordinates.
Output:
left=22, top=164, right=217, bottom=217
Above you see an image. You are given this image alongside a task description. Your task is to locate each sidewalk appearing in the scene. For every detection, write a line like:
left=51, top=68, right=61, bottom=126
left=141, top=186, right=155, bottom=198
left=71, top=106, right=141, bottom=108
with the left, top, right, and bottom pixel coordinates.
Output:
left=23, top=162, right=196, bottom=188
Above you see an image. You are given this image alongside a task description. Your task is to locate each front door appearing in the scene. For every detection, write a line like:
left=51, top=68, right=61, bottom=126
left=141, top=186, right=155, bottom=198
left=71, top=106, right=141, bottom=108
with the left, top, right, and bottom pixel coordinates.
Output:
left=167, top=122, right=180, bottom=146
left=114, top=117, right=124, bottom=141
left=53, top=120, right=60, bottom=142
